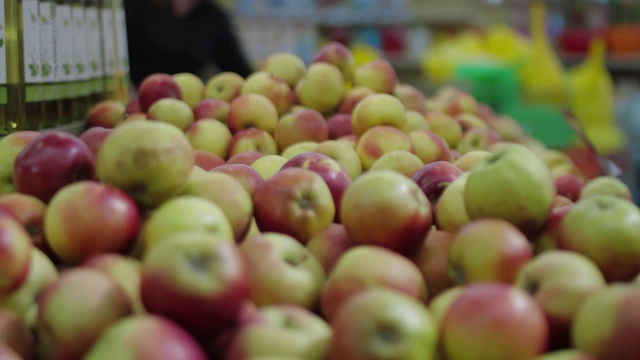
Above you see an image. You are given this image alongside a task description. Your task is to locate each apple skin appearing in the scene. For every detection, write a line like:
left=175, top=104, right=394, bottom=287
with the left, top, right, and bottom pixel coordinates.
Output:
left=336, top=134, right=357, bottom=149
left=242, top=71, right=293, bottom=115
left=147, top=98, right=195, bottom=131
left=455, top=113, right=488, bottom=131
left=13, top=131, right=97, bottom=203
left=404, top=110, right=430, bottom=133
left=412, top=229, right=455, bottom=301
left=464, top=143, right=555, bottom=234
left=325, top=114, right=352, bottom=140
left=193, top=150, right=226, bottom=171
left=84, top=315, right=208, bottom=360
left=369, top=150, right=424, bottom=179
left=140, top=232, right=250, bottom=338
left=239, top=232, right=325, bottom=310
left=449, top=218, right=533, bottom=285
left=434, top=172, right=470, bottom=233
left=408, top=129, right=450, bottom=165
left=337, top=87, right=375, bottom=115
left=0, top=131, right=40, bottom=195
left=321, top=245, right=427, bottom=324
left=229, top=128, right=279, bottom=158
left=193, top=98, right=230, bottom=123
left=205, top=71, right=245, bottom=103
left=554, top=173, right=584, bottom=202
left=329, top=288, right=438, bottom=360
left=532, top=350, right=596, bottom=360
left=488, top=115, right=526, bottom=142
left=313, top=140, right=362, bottom=180
left=558, top=195, right=640, bottom=281
left=79, top=127, right=113, bottom=159
left=313, top=41, right=356, bottom=83
left=0, top=343, right=22, bottom=360
left=423, top=111, right=463, bottom=149
left=394, top=83, right=427, bottom=113
left=280, top=142, right=319, bottom=159
left=275, top=109, right=329, bottom=151
left=441, top=283, right=549, bottom=360
left=260, top=52, right=307, bottom=87
left=97, top=121, right=195, bottom=208
left=125, top=96, right=142, bottom=114
left=429, top=286, right=465, bottom=328
left=296, top=63, right=346, bottom=114
left=356, top=126, right=414, bottom=170
left=453, top=150, right=492, bottom=172
left=580, top=176, right=632, bottom=201
left=341, top=170, right=432, bottom=255
left=227, top=93, right=279, bottom=134
left=250, top=155, right=288, bottom=180
left=0, top=193, right=48, bottom=255
left=532, top=203, right=573, bottom=254
left=86, top=100, right=126, bottom=128
left=412, top=161, right=464, bottom=206
left=253, top=168, right=335, bottom=244
left=137, top=73, right=182, bottom=113
left=227, top=150, right=265, bottom=166
left=186, top=119, right=233, bottom=159
left=440, top=92, right=479, bottom=117
left=515, top=250, right=606, bottom=350
left=0, top=216, right=33, bottom=296
left=210, top=164, right=265, bottom=197
left=0, top=309, right=35, bottom=360
left=353, top=58, right=398, bottom=94
left=35, top=268, right=132, bottom=360
left=456, top=127, right=502, bottom=154
left=351, top=93, right=407, bottom=136
left=181, top=171, right=254, bottom=242
left=281, top=152, right=352, bottom=222
left=306, top=223, right=355, bottom=275
left=173, top=72, right=205, bottom=109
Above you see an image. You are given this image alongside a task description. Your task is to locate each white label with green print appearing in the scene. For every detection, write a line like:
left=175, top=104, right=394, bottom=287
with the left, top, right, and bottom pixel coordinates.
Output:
left=22, top=0, right=41, bottom=84
left=72, top=5, right=89, bottom=81
left=116, top=7, right=128, bottom=73
left=39, top=2, right=57, bottom=84
left=86, top=6, right=102, bottom=78
left=101, top=7, right=116, bottom=76
left=56, top=4, right=74, bottom=82
left=0, top=0, right=7, bottom=86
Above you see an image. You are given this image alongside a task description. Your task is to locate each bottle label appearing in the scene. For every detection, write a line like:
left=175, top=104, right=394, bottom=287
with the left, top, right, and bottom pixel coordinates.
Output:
left=86, top=6, right=103, bottom=94
left=23, top=0, right=42, bottom=101
left=39, top=1, right=59, bottom=100
left=116, top=7, right=128, bottom=73
left=56, top=4, right=75, bottom=85
left=72, top=4, right=90, bottom=95
left=0, top=0, right=7, bottom=104
left=101, top=6, right=116, bottom=79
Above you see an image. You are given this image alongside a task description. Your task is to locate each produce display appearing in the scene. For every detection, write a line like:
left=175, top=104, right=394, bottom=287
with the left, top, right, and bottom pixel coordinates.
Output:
left=0, top=41, right=639, bottom=360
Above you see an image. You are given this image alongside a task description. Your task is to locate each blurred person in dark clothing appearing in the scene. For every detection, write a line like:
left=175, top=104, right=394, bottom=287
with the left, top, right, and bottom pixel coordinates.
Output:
left=124, top=0, right=253, bottom=88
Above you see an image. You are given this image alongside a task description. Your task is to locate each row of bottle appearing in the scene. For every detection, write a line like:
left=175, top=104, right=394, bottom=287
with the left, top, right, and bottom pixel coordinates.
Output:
left=0, top=0, right=130, bottom=135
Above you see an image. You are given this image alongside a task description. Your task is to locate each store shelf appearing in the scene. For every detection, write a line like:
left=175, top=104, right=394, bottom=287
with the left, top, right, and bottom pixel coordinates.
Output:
left=561, top=52, right=640, bottom=73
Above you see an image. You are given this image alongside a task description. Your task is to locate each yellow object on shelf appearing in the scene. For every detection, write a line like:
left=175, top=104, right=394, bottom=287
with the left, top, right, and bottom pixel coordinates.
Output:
left=568, top=37, right=626, bottom=155
left=350, top=43, right=381, bottom=67
left=519, top=0, right=567, bottom=107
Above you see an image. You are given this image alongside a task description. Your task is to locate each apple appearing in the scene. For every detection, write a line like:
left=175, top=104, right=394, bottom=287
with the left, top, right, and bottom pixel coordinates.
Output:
left=205, top=71, right=245, bottom=102
left=453, top=150, right=492, bottom=172
left=423, top=111, right=463, bottom=149
left=394, top=83, right=427, bottom=113
left=580, top=176, right=632, bottom=201
left=0, top=248, right=57, bottom=329
left=351, top=93, right=406, bottom=136
left=403, top=110, right=430, bottom=133
left=44, top=181, right=141, bottom=264
left=253, top=168, right=335, bottom=244
left=280, top=142, right=319, bottom=159
left=532, top=350, right=596, bottom=360
left=412, top=161, right=464, bottom=206
left=125, top=96, right=142, bottom=114
left=337, top=87, right=375, bottom=115
left=306, top=223, right=355, bottom=275
left=193, top=150, right=226, bottom=171
left=240, top=232, right=325, bottom=309
left=456, top=127, right=502, bottom=154
left=84, top=315, right=208, bottom=360
left=440, top=283, right=549, bottom=360
left=540, top=149, right=576, bottom=170
left=185, top=119, right=232, bottom=159
left=0, top=131, right=40, bottom=194
left=558, top=195, right=640, bottom=281
left=455, top=113, right=488, bottom=131
left=173, top=72, right=205, bottom=109
left=353, top=59, right=397, bottom=94
left=369, top=150, right=423, bottom=178
left=260, top=52, right=307, bottom=87
left=313, top=41, right=356, bottom=83
left=464, top=143, right=555, bottom=234
left=0, top=216, right=32, bottom=296
left=434, top=172, right=470, bottom=232
left=515, top=250, right=607, bottom=350
left=181, top=171, right=254, bottom=242
left=296, top=63, right=346, bottom=114
left=242, top=71, right=292, bottom=115
left=142, top=195, right=234, bottom=249
left=274, top=109, right=328, bottom=151
left=79, top=127, right=113, bottom=158
left=0, top=309, right=35, bottom=360
left=227, top=149, right=265, bottom=165
left=137, top=73, right=182, bottom=113
left=227, top=93, right=279, bottom=134
left=147, top=98, right=195, bottom=131
left=97, top=121, right=195, bottom=208
left=35, top=268, right=132, bottom=359
left=488, top=115, right=526, bottom=142
left=86, top=100, right=126, bottom=128
left=329, top=288, right=438, bottom=360
left=118, top=113, right=147, bottom=126
left=408, top=129, right=450, bottom=166
left=0, top=193, right=48, bottom=255
left=532, top=203, right=573, bottom=254
left=412, top=229, right=455, bottom=301
left=321, top=245, right=427, bottom=323
left=282, top=152, right=352, bottom=222
left=440, top=92, right=479, bottom=117
left=0, top=343, right=22, bottom=360
left=193, top=99, right=230, bottom=124
left=313, top=141, right=361, bottom=181
left=449, top=218, right=533, bottom=284
left=555, top=173, right=584, bottom=202
left=326, top=114, right=353, bottom=140
left=250, top=155, right=288, bottom=180
left=13, top=131, right=96, bottom=203
left=210, top=164, right=264, bottom=197
left=140, top=232, right=250, bottom=337
left=356, top=126, right=414, bottom=170
left=341, top=170, right=432, bottom=254
left=336, top=134, right=357, bottom=149
left=448, top=149, right=462, bottom=162
left=228, top=128, right=278, bottom=158
left=429, top=286, right=464, bottom=327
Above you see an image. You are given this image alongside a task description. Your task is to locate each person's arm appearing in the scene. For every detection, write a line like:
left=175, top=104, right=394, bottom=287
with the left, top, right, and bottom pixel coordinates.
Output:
left=211, top=12, right=254, bottom=78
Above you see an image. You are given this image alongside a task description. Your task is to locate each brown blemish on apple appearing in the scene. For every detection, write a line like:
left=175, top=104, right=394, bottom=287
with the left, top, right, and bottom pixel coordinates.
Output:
left=377, top=324, right=401, bottom=344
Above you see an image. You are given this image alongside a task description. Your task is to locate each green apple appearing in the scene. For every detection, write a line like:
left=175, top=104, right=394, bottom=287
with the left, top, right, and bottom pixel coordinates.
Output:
left=86, top=100, right=126, bottom=128
left=456, top=127, right=502, bottom=154
left=147, top=98, right=195, bottom=131
left=351, top=93, right=406, bottom=136
left=423, top=112, right=463, bottom=149
left=428, top=286, right=464, bottom=327
left=250, top=155, right=289, bottom=180
left=313, top=42, right=357, bottom=83
left=403, top=110, right=430, bottom=133
left=173, top=72, right=205, bottom=109
left=242, top=71, right=292, bottom=115
left=280, top=141, right=319, bottom=159
left=205, top=71, right=244, bottom=102
left=531, top=349, right=596, bottom=360
left=260, top=52, right=307, bottom=87
left=185, top=119, right=233, bottom=159
left=337, top=87, right=375, bottom=114
left=369, top=150, right=424, bottom=178
left=229, top=128, right=279, bottom=157
left=313, top=140, right=362, bottom=180
left=464, top=143, right=555, bottom=234
left=353, top=58, right=397, bottom=94
left=409, top=129, right=451, bottom=165
left=0, top=131, right=40, bottom=194
left=296, top=63, right=346, bottom=114
left=453, top=150, right=492, bottom=172
left=394, top=83, right=427, bottom=113
left=274, top=109, right=328, bottom=152
left=580, top=176, right=633, bottom=201
left=356, top=126, right=414, bottom=170
left=434, top=172, right=471, bottom=232
left=227, top=94, right=279, bottom=134
left=306, top=223, right=355, bottom=275
left=329, top=288, right=438, bottom=360
left=0, top=216, right=32, bottom=297
left=83, top=254, right=145, bottom=314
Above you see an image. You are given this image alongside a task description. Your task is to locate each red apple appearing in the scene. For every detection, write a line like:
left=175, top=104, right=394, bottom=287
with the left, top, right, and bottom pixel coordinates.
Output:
left=137, top=73, right=182, bottom=113
left=0, top=193, right=48, bottom=255
left=13, top=131, right=96, bottom=203
left=456, top=127, right=502, bottom=154
left=408, top=129, right=450, bottom=165
left=412, top=229, right=455, bottom=301
left=210, top=164, right=265, bottom=197
left=86, top=100, right=126, bottom=128
left=193, top=150, right=226, bottom=171
left=125, top=96, right=142, bottom=114
left=79, top=127, right=113, bottom=158
left=555, top=173, right=584, bottom=202
left=369, top=150, right=424, bottom=179
left=423, top=111, right=463, bottom=149
left=296, top=63, right=346, bottom=114
left=306, top=223, right=355, bottom=275
left=313, top=41, right=356, bottom=83
left=0, top=308, right=35, bottom=360
left=242, top=71, right=292, bottom=115
left=228, top=128, right=278, bottom=157
left=532, top=203, right=573, bottom=254
left=274, top=109, right=328, bottom=151
left=326, top=113, right=354, bottom=140
left=356, top=126, right=414, bottom=170
left=337, top=87, right=375, bottom=115
left=353, top=59, right=398, bottom=94
left=313, top=140, right=362, bottom=180
left=193, top=98, right=230, bottom=123
left=412, top=161, right=464, bottom=206
left=394, top=83, right=427, bottom=113
left=0, top=131, right=40, bottom=195
left=0, top=217, right=32, bottom=296
left=226, top=151, right=264, bottom=166
left=441, top=92, right=479, bottom=117
left=227, top=94, right=279, bottom=134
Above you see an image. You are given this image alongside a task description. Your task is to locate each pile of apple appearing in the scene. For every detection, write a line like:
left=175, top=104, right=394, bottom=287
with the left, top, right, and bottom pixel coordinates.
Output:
left=0, top=41, right=639, bottom=360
